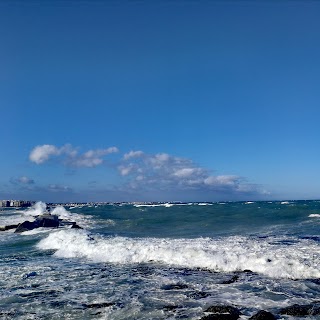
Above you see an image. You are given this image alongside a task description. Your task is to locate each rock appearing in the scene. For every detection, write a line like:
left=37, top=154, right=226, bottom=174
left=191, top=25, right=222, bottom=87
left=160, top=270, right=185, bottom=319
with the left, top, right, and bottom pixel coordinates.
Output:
left=83, top=302, right=115, bottom=308
left=163, top=305, right=181, bottom=311
left=24, top=271, right=37, bottom=278
left=201, top=305, right=241, bottom=320
left=15, top=221, right=37, bottom=233
left=71, top=223, right=82, bottom=229
left=161, top=283, right=188, bottom=290
left=249, top=310, right=276, bottom=320
left=310, top=279, right=320, bottom=285
left=35, top=215, right=59, bottom=228
left=14, top=214, right=82, bottom=233
left=0, top=224, right=19, bottom=231
left=222, top=275, right=239, bottom=284
left=280, top=303, right=320, bottom=316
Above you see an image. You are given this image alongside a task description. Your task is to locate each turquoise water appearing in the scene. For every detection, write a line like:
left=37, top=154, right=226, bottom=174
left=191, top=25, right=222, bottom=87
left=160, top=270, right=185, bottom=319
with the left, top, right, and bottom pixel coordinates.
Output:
left=0, top=201, right=319, bottom=319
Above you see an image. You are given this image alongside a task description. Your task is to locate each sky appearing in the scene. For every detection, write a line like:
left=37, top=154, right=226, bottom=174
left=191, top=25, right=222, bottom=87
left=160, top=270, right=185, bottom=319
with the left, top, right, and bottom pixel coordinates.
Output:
left=1, top=1, right=320, bottom=202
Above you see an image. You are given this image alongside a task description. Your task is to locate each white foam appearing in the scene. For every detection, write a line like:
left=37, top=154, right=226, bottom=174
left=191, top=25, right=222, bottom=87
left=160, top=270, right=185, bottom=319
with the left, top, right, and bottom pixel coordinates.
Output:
left=281, top=201, right=290, bottom=205
left=245, top=202, right=254, bottom=204
left=24, top=201, right=47, bottom=216
left=308, top=214, right=320, bottom=218
left=134, top=203, right=173, bottom=208
left=51, top=206, right=73, bottom=220
left=37, top=231, right=320, bottom=279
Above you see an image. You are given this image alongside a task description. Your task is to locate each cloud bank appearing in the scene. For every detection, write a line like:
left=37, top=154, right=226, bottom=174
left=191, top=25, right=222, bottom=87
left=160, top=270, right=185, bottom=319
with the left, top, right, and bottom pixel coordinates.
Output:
left=27, top=144, right=267, bottom=201
left=118, top=151, right=263, bottom=196
left=29, top=144, right=119, bottom=167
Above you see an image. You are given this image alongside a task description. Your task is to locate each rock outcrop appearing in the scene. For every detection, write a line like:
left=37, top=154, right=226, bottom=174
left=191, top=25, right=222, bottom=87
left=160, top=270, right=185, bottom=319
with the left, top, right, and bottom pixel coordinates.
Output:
left=201, top=305, right=241, bottom=320
left=0, top=213, right=81, bottom=233
left=279, top=303, right=320, bottom=316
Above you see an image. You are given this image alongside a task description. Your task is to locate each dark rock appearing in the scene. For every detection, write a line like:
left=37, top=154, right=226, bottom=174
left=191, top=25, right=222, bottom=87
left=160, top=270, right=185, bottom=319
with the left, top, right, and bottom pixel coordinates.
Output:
left=222, top=275, right=239, bottom=284
left=83, top=302, right=115, bottom=308
left=280, top=303, right=320, bottom=316
left=14, top=214, right=82, bottom=233
left=0, top=224, right=19, bottom=231
left=161, top=283, right=188, bottom=290
left=163, top=305, right=180, bottom=311
left=24, top=271, right=37, bottom=278
left=35, top=215, right=59, bottom=228
left=310, top=279, right=320, bottom=285
left=71, top=223, right=82, bottom=229
left=249, top=310, right=276, bottom=320
left=201, top=305, right=241, bottom=320
left=15, top=220, right=37, bottom=233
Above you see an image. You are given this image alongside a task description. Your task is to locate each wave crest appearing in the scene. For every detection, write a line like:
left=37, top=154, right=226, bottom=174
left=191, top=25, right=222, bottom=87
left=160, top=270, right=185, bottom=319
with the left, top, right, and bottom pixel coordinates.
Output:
left=37, top=230, right=320, bottom=279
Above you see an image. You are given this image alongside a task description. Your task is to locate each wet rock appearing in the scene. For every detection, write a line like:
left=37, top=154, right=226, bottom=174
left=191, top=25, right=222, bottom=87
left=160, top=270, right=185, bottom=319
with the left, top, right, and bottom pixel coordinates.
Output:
left=14, top=214, right=81, bottom=232
left=0, top=224, right=19, bottom=231
left=310, top=279, right=320, bottom=285
left=83, top=302, right=115, bottom=308
left=15, top=221, right=37, bottom=233
left=280, top=303, right=320, bottom=316
left=24, top=271, right=37, bottom=278
left=249, top=310, right=276, bottom=320
left=71, top=223, right=82, bottom=229
left=163, top=305, right=181, bottom=311
left=35, top=214, right=59, bottom=228
left=201, top=305, right=241, bottom=320
left=161, top=283, right=188, bottom=290
left=222, top=275, right=239, bottom=284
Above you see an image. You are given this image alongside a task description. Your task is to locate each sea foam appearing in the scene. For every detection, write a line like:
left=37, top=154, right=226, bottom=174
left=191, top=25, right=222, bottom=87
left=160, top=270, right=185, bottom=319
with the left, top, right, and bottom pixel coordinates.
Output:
left=24, top=201, right=47, bottom=216
left=37, top=230, right=320, bottom=279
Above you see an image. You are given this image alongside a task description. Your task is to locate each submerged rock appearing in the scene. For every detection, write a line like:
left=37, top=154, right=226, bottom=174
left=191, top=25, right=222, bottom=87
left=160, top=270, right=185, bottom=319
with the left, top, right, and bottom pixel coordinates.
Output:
left=222, top=274, right=239, bottom=284
left=280, top=303, right=320, bottom=316
left=161, top=283, right=188, bottom=290
left=83, top=302, right=115, bottom=308
left=249, top=310, right=276, bottom=320
left=188, top=290, right=211, bottom=299
left=201, top=305, right=241, bottom=320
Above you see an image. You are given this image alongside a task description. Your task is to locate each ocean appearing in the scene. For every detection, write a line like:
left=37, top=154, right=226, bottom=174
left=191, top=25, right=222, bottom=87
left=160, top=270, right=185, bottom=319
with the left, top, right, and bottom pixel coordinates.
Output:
left=0, top=201, right=319, bottom=319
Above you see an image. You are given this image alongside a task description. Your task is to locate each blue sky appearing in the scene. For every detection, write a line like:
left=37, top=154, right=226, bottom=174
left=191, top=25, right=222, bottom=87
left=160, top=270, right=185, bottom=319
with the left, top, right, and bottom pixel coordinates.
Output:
left=1, top=1, right=320, bottom=202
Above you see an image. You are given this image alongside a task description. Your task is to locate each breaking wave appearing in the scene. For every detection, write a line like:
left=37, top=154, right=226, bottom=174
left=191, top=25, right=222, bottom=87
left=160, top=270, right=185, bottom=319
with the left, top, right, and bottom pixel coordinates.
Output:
left=24, top=201, right=47, bottom=216
left=37, top=230, right=320, bottom=279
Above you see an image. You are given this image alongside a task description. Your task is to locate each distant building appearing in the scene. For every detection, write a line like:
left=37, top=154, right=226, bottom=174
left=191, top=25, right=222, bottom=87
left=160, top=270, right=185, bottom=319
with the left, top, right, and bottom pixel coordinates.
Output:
left=0, top=200, right=10, bottom=207
left=0, top=200, right=33, bottom=208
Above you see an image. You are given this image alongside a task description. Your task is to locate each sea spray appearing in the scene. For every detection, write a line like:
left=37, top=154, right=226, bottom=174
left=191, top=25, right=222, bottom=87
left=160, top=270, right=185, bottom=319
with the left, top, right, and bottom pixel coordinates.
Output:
left=24, top=201, right=47, bottom=216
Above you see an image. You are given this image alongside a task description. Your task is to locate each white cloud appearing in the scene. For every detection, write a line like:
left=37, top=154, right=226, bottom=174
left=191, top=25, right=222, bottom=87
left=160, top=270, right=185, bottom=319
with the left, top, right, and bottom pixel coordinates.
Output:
left=29, top=144, right=61, bottom=164
left=118, top=151, right=264, bottom=196
left=173, top=168, right=203, bottom=178
left=70, top=147, right=119, bottom=167
left=29, top=144, right=118, bottom=167
left=123, top=150, right=144, bottom=160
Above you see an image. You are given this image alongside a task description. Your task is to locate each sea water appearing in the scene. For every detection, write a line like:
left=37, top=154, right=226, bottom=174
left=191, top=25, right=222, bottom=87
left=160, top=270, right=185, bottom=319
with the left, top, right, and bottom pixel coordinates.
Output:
left=0, top=201, right=319, bottom=319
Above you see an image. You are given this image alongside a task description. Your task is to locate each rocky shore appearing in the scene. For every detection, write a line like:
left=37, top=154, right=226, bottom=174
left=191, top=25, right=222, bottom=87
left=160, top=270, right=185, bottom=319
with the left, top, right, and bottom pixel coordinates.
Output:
left=0, top=213, right=81, bottom=233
